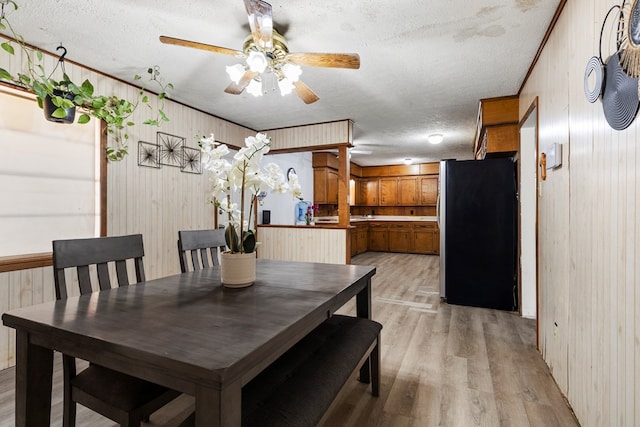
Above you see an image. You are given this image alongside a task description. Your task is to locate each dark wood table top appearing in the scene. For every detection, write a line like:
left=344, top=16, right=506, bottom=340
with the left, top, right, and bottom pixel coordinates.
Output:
left=3, top=259, right=376, bottom=426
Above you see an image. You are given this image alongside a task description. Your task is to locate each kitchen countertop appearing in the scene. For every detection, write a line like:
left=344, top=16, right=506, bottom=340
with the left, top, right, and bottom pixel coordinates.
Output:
left=315, top=215, right=438, bottom=224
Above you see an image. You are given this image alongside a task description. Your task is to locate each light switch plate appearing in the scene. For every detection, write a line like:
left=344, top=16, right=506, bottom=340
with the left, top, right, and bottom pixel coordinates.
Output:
left=546, top=142, right=562, bottom=169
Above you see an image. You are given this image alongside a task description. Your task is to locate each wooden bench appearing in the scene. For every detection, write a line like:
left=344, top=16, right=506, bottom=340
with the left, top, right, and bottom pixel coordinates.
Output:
left=242, top=314, right=382, bottom=427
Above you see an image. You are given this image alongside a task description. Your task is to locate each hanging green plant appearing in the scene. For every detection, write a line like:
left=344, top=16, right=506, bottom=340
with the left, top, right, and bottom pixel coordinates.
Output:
left=0, top=0, right=173, bottom=161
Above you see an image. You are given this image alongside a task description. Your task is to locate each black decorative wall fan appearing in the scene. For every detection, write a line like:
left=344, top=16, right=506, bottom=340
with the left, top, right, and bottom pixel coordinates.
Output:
left=159, top=0, right=360, bottom=104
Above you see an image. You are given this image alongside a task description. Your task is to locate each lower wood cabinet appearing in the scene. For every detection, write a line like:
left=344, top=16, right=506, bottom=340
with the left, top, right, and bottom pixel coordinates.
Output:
left=357, top=225, right=368, bottom=253
left=388, top=223, right=411, bottom=252
left=364, top=221, right=439, bottom=254
left=350, top=223, right=370, bottom=256
left=368, top=223, right=389, bottom=251
left=412, top=223, right=439, bottom=254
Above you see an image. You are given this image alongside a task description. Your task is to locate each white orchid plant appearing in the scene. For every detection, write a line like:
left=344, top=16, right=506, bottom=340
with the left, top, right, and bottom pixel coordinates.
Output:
left=200, top=132, right=303, bottom=253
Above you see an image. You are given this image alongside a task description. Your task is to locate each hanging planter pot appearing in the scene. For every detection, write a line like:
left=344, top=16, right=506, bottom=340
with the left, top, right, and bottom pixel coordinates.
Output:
left=43, top=89, right=76, bottom=124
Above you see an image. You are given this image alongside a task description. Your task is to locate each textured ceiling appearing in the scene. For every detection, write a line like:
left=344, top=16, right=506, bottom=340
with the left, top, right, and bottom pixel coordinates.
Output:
left=0, top=0, right=560, bottom=166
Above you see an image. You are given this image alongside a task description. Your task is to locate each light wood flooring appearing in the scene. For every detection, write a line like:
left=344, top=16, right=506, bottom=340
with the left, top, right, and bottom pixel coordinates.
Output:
left=0, top=252, right=579, bottom=427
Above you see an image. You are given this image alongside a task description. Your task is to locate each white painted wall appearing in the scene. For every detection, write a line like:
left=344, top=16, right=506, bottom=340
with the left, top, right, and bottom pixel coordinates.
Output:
left=258, top=152, right=313, bottom=225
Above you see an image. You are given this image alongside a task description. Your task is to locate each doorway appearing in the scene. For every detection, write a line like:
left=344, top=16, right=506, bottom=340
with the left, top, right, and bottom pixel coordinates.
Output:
left=519, top=98, right=538, bottom=319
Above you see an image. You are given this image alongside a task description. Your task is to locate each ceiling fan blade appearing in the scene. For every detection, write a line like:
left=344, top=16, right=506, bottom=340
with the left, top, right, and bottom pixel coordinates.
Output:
left=224, top=70, right=259, bottom=95
left=293, top=80, right=319, bottom=104
left=243, top=0, right=273, bottom=49
left=159, top=35, right=245, bottom=58
left=285, top=52, right=360, bottom=69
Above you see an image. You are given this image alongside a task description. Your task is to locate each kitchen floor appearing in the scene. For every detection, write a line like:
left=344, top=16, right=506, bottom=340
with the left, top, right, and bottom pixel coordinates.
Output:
left=321, top=252, right=580, bottom=426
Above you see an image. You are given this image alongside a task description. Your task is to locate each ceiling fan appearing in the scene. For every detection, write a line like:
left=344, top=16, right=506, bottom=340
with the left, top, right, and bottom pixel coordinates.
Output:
left=159, top=0, right=360, bottom=104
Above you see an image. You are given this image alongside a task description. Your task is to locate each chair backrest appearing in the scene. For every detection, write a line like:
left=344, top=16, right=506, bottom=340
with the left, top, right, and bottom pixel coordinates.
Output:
left=52, top=234, right=146, bottom=300
left=177, top=229, right=227, bottom=273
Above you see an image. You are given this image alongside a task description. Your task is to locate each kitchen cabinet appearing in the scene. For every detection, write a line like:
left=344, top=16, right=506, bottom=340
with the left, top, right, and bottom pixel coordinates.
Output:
left=419, top=176, right=438, bottom=206
left=379, top=178, right=397, bottom=206
left=476, top=124, right=519, bottom=159
left=362, top=221, right=439, bottom=254
left=359, top=175, right=438, bottom=207
left=350, top=228, right=358, bottom=256
left=368, top=223, right=389, bottom=251
left=474, top=95, right=519, bottom=159
left=313, top=167, right=338, bottom=204
left=362, top=178, right=379, bottom=206
left=398, top=177, right=418, bottom=205
left=357, top=225, right=368, bottom=253
left=350, top=177, right=362, bottom=206
left=350, top=222, right=369, bottom=256
left=412, top=222, right=438, bottom=254
left=388, top=223, right=412, bottom=252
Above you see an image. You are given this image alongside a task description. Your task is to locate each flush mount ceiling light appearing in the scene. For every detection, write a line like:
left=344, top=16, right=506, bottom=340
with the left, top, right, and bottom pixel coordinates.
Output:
left=428, top=133, right=444, bottom=144
left=403, top=158, right=412, bottom=165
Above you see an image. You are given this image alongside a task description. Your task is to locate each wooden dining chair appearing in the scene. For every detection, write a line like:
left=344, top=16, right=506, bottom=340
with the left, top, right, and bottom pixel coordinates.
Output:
left=52, top=234, right=181, bottom=427
left=177, top=229, right=227, bottom=273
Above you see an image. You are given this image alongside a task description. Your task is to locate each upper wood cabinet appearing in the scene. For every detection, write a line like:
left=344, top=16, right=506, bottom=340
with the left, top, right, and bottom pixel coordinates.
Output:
left=313, top=167, right=338, bottom=204
left=313, top=152, right=440, bottom=207
left=350, top=177, right=362, bottom=206
left=478, top=124, right=519, bottom=159
left=474, top=95, right=519, bottom=159
left=398, top=177, right=418, bottom=205
left=419, top=176, right=438, bottom=206
left=361, top=178, right=379, bottom=206
left=379, top=178, right=398, bottom=206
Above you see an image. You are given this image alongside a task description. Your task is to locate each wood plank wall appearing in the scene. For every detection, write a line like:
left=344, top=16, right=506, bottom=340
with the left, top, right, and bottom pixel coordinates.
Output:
left=257, top=226, right=348, bottom=264
left=519, top=1, right=639, bottom=425
left=262, top=120, right=352, bottom=150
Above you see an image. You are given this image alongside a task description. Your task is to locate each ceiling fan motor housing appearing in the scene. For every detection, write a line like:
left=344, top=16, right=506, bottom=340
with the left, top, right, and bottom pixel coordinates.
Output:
left=243, top=29, right=289, bottom=71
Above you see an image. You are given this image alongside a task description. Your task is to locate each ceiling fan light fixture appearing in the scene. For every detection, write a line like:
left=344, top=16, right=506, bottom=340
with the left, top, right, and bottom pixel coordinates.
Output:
left=282, top=63, right=302, bottom=82
left=246, top=78, right=263, bottom=97
left=246, top=51, right=268, bottom=73
left=278, top=77, right=295, bottom=96
left=428, top=133, right=444, bottom=144
left=226, top=63, right=246, bottom=84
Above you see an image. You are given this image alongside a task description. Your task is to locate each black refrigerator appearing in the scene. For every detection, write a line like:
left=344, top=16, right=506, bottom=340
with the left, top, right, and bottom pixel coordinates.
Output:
left=438, top=158, right=517, bottom=311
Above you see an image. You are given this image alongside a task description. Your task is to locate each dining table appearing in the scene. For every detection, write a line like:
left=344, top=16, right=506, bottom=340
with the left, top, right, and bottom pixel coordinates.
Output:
left=2, top=258, right=376, bottom=427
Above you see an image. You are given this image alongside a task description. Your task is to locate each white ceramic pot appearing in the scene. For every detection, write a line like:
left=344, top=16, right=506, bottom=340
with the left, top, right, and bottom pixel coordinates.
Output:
left=220, top=251, right=256, bottom=288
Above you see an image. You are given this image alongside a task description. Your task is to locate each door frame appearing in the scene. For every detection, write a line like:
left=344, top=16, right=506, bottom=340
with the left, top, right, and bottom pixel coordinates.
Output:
left=518, top=97, right=540, bottom=345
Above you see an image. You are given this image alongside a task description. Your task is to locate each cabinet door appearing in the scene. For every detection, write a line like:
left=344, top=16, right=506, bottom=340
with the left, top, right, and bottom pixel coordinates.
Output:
left=419, top=176, right=438, bottom=206
left=350, top=228, right=358, bottom=256
left=363, top=179, right=379, bottom=206
left=357, top=226, right=368, bottom=254
left=379, top=178, right=397, bottom=206
left=350, top=178, right=362, bottom=206
left=388, top=223, right=412, bottom=252
left=398, top=177, right=418, bottom=205
left=313, top=167, right=338, bottom=205
left=327, top=169, right=339, bottom=204
left=313, top=168, right=328, bottom=204
left=368, top=223, right=388, bottom=251
left=412, top=223, right=435, bottom=254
